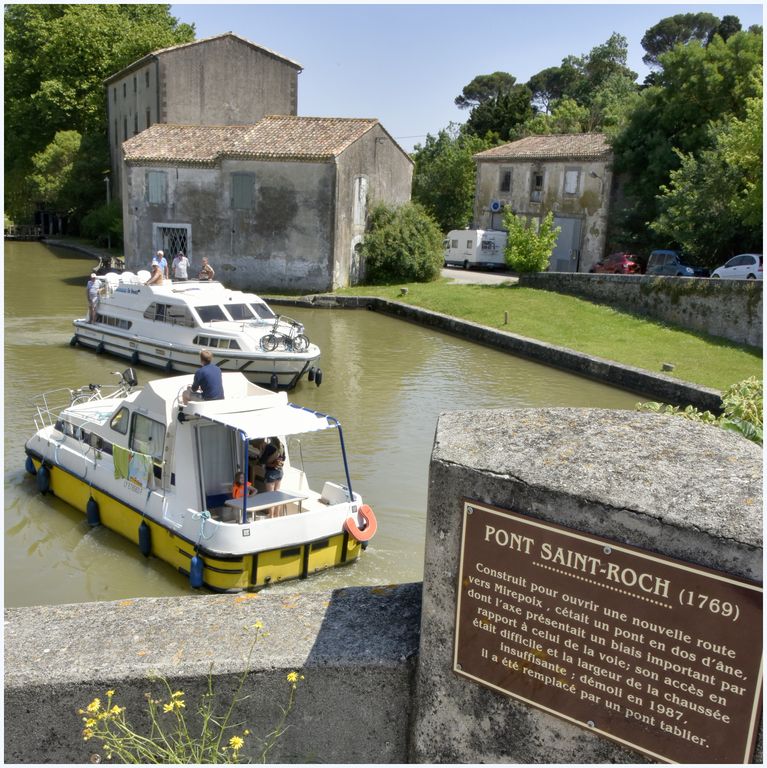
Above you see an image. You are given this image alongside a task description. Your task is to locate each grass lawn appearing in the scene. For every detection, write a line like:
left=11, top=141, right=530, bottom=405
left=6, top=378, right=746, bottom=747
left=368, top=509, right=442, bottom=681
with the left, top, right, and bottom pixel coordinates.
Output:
left=332, top=280, right=762, bottom=392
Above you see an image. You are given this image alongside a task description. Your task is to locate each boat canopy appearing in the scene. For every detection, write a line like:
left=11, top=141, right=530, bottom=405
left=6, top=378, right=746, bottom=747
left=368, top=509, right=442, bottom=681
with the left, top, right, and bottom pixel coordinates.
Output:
left=198, top=402, right=338, bottom=440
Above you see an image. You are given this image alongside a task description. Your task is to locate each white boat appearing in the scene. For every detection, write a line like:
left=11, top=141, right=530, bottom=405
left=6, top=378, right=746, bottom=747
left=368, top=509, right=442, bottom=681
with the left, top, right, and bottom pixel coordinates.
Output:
left=25, top=368, right=377, bottom=592
left=72, top=271, right=322, bottom=389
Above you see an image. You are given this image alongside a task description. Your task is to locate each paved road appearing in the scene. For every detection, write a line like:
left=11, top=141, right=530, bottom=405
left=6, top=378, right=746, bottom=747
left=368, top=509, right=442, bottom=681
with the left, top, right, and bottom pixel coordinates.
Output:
left=441, top=266, right=519, bottom=285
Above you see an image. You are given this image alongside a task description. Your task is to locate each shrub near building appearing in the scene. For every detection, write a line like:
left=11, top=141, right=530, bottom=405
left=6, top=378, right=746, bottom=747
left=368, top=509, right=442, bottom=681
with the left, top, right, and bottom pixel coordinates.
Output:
left=360, top=202, right=444, bottom=284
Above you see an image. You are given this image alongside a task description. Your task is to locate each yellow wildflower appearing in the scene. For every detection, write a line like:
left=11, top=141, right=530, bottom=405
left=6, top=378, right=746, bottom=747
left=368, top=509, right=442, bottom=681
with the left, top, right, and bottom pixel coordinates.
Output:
left=253, top=620, right=264, bottom=629
left=86, top=698, right=101, bottom=713
left=84, top=718, right=96, bottom=728
left=106, top=689, right=115, bottom=697
left=110, top=705, right=124, bottom=715
left=229, top=736, right=244, bottom=751
left=286, top=671, right=298, bottom=684
left=171, top=690, right=184, bottom=699
left=82, top=728, right=94, bottom=741
left=162, top=702, right=174, bottom=713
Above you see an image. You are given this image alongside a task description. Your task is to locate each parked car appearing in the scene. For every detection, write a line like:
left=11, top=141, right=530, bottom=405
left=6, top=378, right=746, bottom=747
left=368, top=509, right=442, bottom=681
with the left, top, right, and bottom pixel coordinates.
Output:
left=646, top=250, right=709, bottom=277
left=710, top=253, right=763, bottom=280
left=589, top=252, right=641, bottom=274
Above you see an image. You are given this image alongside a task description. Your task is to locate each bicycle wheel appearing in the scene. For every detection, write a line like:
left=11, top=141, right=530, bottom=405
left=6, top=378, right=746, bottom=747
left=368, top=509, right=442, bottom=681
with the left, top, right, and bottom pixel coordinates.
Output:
left=261, top=334, right=280, bottom=352
left=292, top=334, right=310, bottom=352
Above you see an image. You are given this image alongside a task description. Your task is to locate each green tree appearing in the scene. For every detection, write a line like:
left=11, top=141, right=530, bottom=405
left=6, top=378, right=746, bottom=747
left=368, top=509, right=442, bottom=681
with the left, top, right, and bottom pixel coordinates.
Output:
left=502, top=211, right=560, bottom=274
left=651, top=83, right=763, bottom=262
left=411, top=124, right=493, bottom=232
left=359, top=203, right=444, bottom=284
left=641, top=12, right=720, bottom=67
left=611, top=27, right=762, bottom=250
left=454, top=72, right=520, bottom=110
left=4, top=4, right=195, bottom=222
left=463, top=85, right=534, bottom=142
left=524, top=34, right=638, bottom=134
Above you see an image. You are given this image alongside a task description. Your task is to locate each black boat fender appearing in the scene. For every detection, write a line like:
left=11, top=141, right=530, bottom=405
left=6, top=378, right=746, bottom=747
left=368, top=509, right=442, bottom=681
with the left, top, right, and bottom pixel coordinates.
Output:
left=270, top=373, right=279, bottom=390
left=314, top=368, right=323, bottom=387
left=36, top=464, right=50, bottom=494
left=138, top=520, right=151, bottom=556
left=307, top=367, right=315, bottom=382
left=70, top=335, right=78, bottom=347
left=96, top=341, right=105, bottom=354
left=86, top=497, right=101, bottom=527
left=131, top=351, right=139, bottom=365
left=25, top=455, right=37, bottom=475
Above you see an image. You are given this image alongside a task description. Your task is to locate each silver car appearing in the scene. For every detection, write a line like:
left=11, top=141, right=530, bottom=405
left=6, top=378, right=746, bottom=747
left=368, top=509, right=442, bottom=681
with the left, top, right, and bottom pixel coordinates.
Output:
left=710, top=253, right=763, bottom=280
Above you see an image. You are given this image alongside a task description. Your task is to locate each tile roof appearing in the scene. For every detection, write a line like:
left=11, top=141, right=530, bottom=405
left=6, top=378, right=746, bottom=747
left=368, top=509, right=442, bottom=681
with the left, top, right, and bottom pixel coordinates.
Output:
left=474, top=133, right=611, bottom=161
left=122, top=117, right=381, bottom=164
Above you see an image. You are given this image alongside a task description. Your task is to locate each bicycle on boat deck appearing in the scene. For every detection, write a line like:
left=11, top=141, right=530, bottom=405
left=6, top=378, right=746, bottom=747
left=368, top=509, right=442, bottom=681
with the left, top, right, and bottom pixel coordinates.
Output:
left=259, top=316, right=310, bottom=353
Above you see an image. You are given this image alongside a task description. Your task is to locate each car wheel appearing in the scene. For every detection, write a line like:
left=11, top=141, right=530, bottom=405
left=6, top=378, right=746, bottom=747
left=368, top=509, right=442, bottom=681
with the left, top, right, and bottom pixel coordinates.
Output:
left=747, top=274, right=756, bottom=279
left=711, top=274, right=720, bottom=279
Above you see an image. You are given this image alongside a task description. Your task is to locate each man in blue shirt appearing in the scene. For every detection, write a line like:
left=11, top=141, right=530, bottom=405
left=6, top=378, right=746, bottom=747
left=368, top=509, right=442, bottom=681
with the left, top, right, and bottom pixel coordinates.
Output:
left=182, top=349, right=224, bottom=403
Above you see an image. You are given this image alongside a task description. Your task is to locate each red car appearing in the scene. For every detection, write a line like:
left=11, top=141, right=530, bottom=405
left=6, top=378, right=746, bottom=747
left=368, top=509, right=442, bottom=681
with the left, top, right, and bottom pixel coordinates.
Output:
left=589, top=252, right=641, bottom=274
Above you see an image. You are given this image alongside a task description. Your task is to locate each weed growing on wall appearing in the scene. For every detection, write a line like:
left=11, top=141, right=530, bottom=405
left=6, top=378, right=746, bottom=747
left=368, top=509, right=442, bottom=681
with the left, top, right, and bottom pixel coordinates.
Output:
left=638, top=376, right=763, bottom=445
left=78, top=622, right=304, bottom=763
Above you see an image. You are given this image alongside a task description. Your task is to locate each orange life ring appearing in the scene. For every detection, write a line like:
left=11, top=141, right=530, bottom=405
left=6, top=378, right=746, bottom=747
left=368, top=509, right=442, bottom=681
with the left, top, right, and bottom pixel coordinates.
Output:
left=344, top=504, right=377, bottom=542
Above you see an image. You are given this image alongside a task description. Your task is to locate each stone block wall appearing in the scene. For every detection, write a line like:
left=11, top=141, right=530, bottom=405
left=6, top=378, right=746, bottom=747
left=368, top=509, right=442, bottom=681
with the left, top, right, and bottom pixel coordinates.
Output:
left=411, top=408, right=762, bottom=763
left=519, top=273, right=763, bottom=348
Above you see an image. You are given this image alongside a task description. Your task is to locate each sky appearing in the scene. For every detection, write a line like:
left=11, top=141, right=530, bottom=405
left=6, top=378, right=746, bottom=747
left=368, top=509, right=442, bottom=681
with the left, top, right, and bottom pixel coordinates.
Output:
left=169, top=2, right=764, bottom=152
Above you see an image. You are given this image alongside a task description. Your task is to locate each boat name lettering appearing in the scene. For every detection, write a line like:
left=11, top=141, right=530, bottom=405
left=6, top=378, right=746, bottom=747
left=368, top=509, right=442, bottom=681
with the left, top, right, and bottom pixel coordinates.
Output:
left=116, top=287, right=141, bottom=295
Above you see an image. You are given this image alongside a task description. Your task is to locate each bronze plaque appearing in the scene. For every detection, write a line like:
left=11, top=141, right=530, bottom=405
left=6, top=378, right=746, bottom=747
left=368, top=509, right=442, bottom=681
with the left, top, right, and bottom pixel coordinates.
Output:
left=454, top=501, right=763, bottom=764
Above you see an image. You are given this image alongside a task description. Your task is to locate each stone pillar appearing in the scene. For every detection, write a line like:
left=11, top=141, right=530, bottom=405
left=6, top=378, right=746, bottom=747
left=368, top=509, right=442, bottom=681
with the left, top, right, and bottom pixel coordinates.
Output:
left=411, top=408, right=762, bottom=763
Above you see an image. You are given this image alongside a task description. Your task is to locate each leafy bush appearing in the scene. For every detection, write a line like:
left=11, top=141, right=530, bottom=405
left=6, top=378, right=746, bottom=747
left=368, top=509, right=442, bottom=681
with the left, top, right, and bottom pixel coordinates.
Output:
left=80, top=200, right=123, bottom=249
left=359, top=202, right=444, bottom=284
left=638, top=376, right=763, bottom=445
left=502, top=210, right=560, bottom=273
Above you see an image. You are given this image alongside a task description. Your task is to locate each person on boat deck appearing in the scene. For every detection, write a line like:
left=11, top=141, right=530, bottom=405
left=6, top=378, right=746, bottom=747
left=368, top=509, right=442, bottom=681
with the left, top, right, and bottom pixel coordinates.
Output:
left=261, top=437, right=286, bottom=517
left=182, top=349, right=224, bottom=403
left=172, top=251, right=189, bottom=280
left=248, top=437, right=268, bottom=484
left=145, top=261, right=163, bottom=286
left=197, top=257, right=215, bottom=281
left=86, top=273, right=100, bottom=322
left=155, top=250, right=169, bottom=280
left=232, top=470, right=255, bottom=499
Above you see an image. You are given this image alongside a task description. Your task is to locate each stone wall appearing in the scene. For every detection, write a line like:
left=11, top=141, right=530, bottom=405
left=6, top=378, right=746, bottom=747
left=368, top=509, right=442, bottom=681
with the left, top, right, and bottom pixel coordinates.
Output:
left=4, top=584, right=421, bottom=764
left=519, top=273, right=763, bottom=348
left=411, top=408, right=762, bottom=763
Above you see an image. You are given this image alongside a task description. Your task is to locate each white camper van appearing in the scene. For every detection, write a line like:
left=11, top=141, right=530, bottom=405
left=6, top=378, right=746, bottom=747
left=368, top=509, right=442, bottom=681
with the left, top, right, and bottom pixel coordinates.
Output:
left=444, top=229, right=507, bottom=270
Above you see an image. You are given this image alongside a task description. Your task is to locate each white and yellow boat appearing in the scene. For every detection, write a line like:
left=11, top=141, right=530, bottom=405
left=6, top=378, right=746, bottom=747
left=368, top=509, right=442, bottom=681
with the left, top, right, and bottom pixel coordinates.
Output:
left=24, top=369, right=376, bottom=592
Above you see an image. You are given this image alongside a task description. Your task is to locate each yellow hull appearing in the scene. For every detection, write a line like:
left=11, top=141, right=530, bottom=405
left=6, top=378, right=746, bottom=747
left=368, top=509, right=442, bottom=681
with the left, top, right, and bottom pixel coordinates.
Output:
left=30, top=458, right=362, bottom=592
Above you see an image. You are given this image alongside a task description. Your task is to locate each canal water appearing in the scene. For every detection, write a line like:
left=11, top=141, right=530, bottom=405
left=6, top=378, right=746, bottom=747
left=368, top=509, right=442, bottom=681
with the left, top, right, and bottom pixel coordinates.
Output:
left=4, top=242, right=644, bottom=607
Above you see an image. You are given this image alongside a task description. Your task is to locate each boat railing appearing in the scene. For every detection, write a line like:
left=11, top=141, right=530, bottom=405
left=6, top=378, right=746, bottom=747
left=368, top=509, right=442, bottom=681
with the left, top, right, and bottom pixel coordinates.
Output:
left=32, top=387, right=91, bottom=431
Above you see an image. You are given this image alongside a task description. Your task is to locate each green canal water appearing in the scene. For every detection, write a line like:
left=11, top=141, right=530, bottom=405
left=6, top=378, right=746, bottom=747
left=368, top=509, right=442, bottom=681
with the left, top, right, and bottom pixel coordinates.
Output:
left=4, top=242, right=644, bottom=607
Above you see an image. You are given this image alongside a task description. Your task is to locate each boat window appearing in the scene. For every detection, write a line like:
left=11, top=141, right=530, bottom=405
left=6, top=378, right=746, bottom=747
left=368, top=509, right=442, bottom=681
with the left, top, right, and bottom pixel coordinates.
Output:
left=110, top=407, right=129, bottom=435
left=224, top=303, right=256, bottom=321
left=194, top=335, right=241, bottom=350
left=249, top=303, right=276, bottom=320
left=130, top=413, right=165, bottom=460
left=196, top=305, right=228, bottom=323
left=165, top=305, right=194, bottom=327
left=143, top=303, right=166, bottom=322
left=96, top=314, right=132, bottom=330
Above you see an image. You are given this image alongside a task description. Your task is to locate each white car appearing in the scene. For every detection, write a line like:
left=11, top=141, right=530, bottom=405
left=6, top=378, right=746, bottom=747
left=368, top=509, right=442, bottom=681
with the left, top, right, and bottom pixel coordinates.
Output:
left=710, top=253, right=763, bottom=280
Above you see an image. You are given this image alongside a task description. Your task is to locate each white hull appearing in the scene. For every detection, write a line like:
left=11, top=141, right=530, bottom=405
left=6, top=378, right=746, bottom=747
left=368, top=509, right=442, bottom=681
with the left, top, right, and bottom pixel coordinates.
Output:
left=73, top=274, right=321, bottom=389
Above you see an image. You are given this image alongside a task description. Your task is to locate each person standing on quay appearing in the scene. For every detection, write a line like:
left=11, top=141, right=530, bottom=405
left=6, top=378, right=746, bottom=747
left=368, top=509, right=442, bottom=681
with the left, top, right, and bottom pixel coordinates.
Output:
left=86, top=273, right=100, bottom=322
left=197, top=257, right=215, bottom=281
left=155, top=250, right=169, bottom=280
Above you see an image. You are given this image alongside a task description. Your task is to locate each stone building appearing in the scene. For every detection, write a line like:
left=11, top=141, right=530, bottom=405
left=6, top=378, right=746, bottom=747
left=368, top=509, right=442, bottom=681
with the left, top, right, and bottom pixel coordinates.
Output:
left=473, top=133, right=613, bottom=272
left=121, top=116, right=413, bottom=291
left=105, top=32, right=302, bottom=196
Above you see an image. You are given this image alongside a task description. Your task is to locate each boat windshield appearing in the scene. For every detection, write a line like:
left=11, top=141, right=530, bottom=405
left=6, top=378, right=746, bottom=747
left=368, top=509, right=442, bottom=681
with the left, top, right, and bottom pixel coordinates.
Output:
left=225, top=303, right=256, bottom=321
left=196, top=305, right=228, bottom=323
left=249, top=303, right=276, bottom=320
